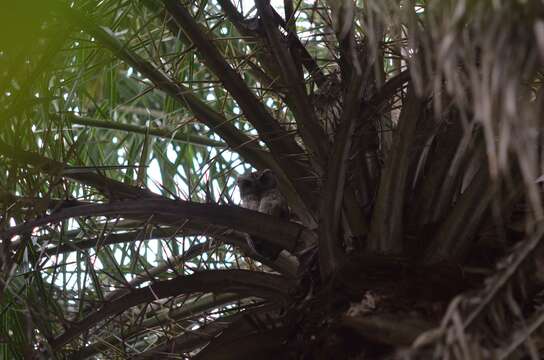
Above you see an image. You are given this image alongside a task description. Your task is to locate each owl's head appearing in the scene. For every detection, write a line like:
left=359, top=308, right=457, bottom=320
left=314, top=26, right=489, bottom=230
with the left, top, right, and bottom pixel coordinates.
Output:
left=236, top=172, right=259, bottom=196
left=236, top=169, right=277, bottom=196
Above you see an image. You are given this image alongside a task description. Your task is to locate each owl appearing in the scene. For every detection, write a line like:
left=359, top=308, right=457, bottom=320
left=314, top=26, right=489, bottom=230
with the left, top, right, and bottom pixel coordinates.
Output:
left=236, top=169, right=289, bottom=259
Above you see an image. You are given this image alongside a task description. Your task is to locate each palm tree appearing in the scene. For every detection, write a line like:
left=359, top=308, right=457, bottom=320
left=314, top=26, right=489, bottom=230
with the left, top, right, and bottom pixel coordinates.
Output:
left=1, top=0, right=543, bottom=358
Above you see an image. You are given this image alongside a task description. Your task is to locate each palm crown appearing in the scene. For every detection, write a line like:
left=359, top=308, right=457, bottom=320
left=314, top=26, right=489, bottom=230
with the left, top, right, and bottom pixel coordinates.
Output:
left=0, top=0, right=543, bottom=359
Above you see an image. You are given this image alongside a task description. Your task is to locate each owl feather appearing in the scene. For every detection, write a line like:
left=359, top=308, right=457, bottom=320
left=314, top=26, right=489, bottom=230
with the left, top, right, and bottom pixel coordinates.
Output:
left=236, top=169, right=289, bottom=259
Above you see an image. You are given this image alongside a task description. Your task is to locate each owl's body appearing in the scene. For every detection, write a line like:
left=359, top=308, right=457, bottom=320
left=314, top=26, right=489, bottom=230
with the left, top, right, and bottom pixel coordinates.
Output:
left=258, top=187, right=288, bottom=218
left=236, top=169, right=288, bottom=259
left=241, top=193, right=260, bottom=211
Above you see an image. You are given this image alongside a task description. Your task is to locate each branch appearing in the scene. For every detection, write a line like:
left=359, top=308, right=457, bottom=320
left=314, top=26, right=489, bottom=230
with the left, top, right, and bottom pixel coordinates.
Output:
left=131, top=302, right=279, bottom=360
left=219, top=0, right=326, bottom=88
left=255, top=0, right=329, bottom=165
left=131, top=322, right=226, bottom=359
left=97, top=243, right=209, bottom=303
left=216, top=0, right=287, bottom=87
left=422, top=167, right=494, bottom=264
left=339, top=314, right=433, bottom=347
left=326, top=0, right=359, bottom=87
left=157, top=0, right=318, bottom=215
left=368, top=85, right=424, bottom=254
left=38, top=222, right=297, bottom=277
left=192, top=301, right=285, bottom=360
left=3, top=199, right=313, bottom=254
left=55, top=3, right=274, bottom=174
left=41, top=227, right=193, bottom=255
left=194, top=328, right=286, bottom=360
left=50, top=269, right=292, bottom=349
left=60, top=113, right=226, bottom=148
left=87, top=233, right=296, bottom=306
left=69, top=293, right=244, bottom=359
left=0, top=139, right=158, bottom=201
left=318, top=70, right=410, bottom=277
left=0, top=143, right=311, bottom=260
left=318, top=71, right=365, bottom=278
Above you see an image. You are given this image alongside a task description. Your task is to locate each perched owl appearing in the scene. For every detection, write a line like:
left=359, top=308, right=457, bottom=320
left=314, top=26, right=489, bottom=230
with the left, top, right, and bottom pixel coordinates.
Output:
left=236, top=169, right=289, bottom=259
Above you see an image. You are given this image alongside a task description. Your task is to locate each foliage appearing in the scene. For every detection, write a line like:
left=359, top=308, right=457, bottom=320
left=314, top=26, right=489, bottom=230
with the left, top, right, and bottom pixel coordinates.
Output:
left=0, top=0, right=543, bottom=358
